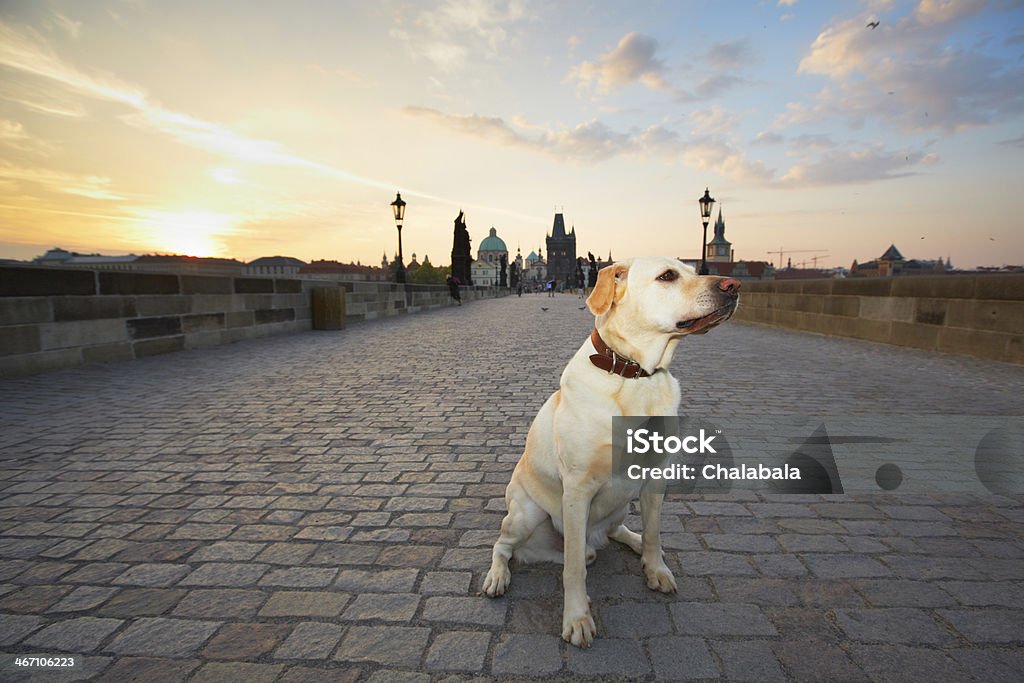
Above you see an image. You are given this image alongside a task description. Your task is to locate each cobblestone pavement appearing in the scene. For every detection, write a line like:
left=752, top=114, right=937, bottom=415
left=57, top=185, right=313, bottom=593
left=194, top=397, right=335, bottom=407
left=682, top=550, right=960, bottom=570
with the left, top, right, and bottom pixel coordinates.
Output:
left=1, top=293, right=1022, bottom=682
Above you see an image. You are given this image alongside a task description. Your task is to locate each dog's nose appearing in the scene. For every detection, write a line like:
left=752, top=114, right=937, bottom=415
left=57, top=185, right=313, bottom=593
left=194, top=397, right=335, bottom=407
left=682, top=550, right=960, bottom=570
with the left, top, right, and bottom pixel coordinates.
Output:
left=718, top=278, right=741, bottom=295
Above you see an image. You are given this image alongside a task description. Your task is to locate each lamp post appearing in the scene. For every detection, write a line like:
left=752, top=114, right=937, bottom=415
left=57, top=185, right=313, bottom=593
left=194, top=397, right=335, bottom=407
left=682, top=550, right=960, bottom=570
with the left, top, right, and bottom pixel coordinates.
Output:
left=390, top=192, right=407, bottom=283
left=698, top=187, right=715, bottom=276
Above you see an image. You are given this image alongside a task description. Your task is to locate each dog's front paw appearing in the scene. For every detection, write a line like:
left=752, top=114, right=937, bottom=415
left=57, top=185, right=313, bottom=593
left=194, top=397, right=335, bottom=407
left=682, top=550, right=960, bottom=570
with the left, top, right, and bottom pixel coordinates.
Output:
left=642, top=558, right=678, bottom=593
left=482, top=564, right=511, bottom=597
left=562, top=609, right=597, bottom=648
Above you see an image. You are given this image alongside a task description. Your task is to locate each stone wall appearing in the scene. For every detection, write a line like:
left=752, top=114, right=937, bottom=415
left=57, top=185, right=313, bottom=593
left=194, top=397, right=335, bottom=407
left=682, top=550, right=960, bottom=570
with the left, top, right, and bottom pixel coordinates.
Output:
left=733, top=274, right=1024, bottom=364
left=0, top=265, right=502, bottom=377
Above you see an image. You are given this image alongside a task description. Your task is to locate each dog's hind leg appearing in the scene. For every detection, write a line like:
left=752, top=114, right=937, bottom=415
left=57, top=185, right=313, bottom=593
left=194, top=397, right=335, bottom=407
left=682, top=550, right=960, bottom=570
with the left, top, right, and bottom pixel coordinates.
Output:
left=512, top=518, right=564, bottom=564
left=608, top=525, right=644, bottom=556
left=483, top=490, right=547, bottom=597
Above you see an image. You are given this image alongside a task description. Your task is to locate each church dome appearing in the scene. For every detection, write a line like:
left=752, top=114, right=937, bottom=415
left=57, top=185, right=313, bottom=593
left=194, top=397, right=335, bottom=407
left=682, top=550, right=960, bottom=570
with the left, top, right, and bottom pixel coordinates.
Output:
left=479, top=227, right=507, bottom=252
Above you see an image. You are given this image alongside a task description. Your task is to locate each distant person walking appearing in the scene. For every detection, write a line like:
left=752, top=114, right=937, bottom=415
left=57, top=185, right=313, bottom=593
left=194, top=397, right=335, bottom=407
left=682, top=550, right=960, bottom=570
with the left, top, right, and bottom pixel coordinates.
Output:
left=446, top=275, right=462, bottom=306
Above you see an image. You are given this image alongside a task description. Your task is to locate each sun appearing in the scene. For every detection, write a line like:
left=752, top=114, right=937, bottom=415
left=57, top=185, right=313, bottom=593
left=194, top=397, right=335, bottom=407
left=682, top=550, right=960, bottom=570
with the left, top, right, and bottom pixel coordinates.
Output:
left=137, top=210, right=238, bottom=257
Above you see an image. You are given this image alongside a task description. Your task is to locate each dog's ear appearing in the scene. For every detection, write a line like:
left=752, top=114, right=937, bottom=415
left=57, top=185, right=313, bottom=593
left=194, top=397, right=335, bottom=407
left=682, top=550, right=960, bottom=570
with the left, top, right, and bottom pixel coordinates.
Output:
left=587, top=263, right=629, bottom=316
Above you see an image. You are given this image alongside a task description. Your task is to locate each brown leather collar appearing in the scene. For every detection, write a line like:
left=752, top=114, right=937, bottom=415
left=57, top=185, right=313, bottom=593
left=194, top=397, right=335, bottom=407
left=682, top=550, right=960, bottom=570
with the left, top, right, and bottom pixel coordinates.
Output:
left=589, top=329, right=658, bottom=379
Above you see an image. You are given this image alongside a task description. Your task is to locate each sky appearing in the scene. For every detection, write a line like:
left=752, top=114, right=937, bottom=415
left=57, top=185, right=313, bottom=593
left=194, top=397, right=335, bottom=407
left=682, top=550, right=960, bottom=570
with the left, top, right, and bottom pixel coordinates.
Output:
left=0, top=0, right=1022, bottom=270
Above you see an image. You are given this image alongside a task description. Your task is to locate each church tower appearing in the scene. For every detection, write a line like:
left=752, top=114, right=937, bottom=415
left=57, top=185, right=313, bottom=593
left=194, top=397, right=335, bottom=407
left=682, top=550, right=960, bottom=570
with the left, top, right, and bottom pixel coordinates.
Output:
left=706, top=208, right=733, bottom=263
left=545, top=212, right=577, bottom=286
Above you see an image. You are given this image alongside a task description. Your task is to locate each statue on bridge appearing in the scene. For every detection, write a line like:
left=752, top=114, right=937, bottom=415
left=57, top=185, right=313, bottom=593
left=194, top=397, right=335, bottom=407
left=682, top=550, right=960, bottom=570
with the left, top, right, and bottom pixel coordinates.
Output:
left=499, top=253, right=508, bottom=288
left=587, top=251, right=598, bottom=288
left=450, top=210, right=473, bottom=286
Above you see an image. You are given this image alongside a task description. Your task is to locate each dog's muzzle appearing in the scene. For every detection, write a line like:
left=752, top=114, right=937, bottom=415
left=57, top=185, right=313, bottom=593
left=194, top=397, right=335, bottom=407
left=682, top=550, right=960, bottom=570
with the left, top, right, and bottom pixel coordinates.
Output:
left=675, top=297, right=738, bottom=334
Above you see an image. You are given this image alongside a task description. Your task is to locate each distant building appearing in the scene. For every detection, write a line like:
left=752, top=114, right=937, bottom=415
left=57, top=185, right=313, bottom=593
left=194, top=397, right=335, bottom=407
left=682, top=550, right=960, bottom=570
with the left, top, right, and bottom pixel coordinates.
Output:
left=478, top=227, right=508, bottom=265
left=775, top=266, right=839, bottom=280
left=545, top=213, right=577, bottom=287
left=471, top=227, right=508, bottom=286
left=974, top=264, right=1024, bottom=273
left=34, top=248, right=138, bottom=271
left=406, top=253, right=422, bottom=278
left=300, top=260, right=386, bottom=281
left=596, top=251, right=615, bottom=270
left=679, top=208, right=773, bottom=279
left=522, top=246, right=547, bottom=285
left=132, top=254, right=245, bottom=276
left=33, top=248, right=244, bottom=275
left=471, top=258, right=500, bottom=286
left=850, top=245, right=947, bottom=277
left=246, top=256, right=306, bottom=277
left=679, top=259, right=775, bottom=280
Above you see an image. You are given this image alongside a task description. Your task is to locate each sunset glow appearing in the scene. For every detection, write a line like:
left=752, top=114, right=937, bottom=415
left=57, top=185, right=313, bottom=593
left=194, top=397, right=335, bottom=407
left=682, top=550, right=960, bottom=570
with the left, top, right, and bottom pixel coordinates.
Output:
left=0, top=1, right=1021, bottom=268
left=135, top=210, right=239, bottom=258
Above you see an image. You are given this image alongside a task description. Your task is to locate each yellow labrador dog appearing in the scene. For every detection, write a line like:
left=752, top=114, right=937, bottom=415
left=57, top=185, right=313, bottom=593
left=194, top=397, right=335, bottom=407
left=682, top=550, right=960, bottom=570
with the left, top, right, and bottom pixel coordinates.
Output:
left=483, top=255, right=740, bottom=647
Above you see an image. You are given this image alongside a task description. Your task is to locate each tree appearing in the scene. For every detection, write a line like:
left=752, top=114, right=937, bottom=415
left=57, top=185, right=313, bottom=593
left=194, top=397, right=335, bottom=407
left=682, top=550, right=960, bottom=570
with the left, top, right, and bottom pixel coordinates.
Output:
left=408, top=255, right=450, bottom=285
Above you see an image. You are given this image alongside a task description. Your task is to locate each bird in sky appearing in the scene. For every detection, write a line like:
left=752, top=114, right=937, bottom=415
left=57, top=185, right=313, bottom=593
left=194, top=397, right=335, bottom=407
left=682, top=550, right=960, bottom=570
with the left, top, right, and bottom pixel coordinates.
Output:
left=541, top=307, right=549, bottom=311
left=867, top=20, right=880, bottom=29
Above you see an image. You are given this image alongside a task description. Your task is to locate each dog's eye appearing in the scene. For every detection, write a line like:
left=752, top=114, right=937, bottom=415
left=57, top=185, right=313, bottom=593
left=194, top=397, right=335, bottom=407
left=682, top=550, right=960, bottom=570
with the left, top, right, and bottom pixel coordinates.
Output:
left=657, top=270, right=678, bottom=282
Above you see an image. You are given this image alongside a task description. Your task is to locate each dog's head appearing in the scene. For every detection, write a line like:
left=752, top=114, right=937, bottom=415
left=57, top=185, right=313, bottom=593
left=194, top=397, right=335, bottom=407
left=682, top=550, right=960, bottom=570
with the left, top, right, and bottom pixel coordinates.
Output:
left=586, top=256, right=740, bottom=336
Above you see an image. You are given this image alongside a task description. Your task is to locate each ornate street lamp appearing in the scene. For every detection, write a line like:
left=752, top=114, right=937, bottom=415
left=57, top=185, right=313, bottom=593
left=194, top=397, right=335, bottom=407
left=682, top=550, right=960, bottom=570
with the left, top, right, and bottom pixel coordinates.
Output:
left=698, top=187, right=715, bottom=276
left=391, top=192, right=407, bottom=283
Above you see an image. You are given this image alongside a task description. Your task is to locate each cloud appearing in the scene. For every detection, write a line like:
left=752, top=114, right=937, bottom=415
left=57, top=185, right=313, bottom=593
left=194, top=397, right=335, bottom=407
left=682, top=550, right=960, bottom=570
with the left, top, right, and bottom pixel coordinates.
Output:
left=0, top=25, right=394, bottom=193
left=404, top=104, right=932, bottom=189
left=914, top=0, right=987, bottom=25
left=0, top=19, right=543, bottom=225
left=0, top=118, right=58, bottom=156
left=208, top=167, right=247, bottom=185
left=689, top=105, right=744, bottom=136
left=780, top=147, right=934, bottom=186
left=0, top=76, right=88, bottom=118
left=788, top=133, right=836, bottom=153
left=305, top=63, right=365, bottom=85
left=569, top=32, right=753, bottom=101
left=788, top=0, right=1023, bottom=133
left=752, top=130, right=785, bottom=145
left=51, top=12, right=81, bottom=39
left=682, top=135, right=776, bottom=185
left=999, top=133, right=1024, bottom=148
left=778, top=0, right=799, bottom=6
left=569, top=32, right=673, bottom=94
left=404, top=104, right=794, bottom=187
left=402, top=105, right=685, bottom=163
left=0, top=160, right=123, bottom=200
left=0, top=22, right=145, bottom=108
left=390, top=0, right=530, bottom=72
left=705, top=39, right=754, bottom=71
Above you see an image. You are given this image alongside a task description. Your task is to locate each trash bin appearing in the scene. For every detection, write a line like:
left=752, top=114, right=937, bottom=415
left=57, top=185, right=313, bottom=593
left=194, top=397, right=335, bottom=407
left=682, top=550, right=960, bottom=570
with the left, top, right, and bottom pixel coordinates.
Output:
left=312, top=287, right=346, bottom=330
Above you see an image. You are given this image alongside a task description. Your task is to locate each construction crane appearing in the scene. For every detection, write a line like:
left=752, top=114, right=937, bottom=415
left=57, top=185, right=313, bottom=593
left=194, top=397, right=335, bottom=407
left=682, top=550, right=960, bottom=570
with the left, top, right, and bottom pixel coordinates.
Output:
left=797, top=254, right=831, bottom=268
left=766, top=248, right=828, bottom=268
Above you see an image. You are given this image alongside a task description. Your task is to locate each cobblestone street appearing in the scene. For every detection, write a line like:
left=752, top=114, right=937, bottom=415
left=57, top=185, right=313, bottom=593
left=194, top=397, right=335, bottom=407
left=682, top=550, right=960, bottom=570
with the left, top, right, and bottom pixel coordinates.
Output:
left=1, top=294, right=1022, bottom=682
